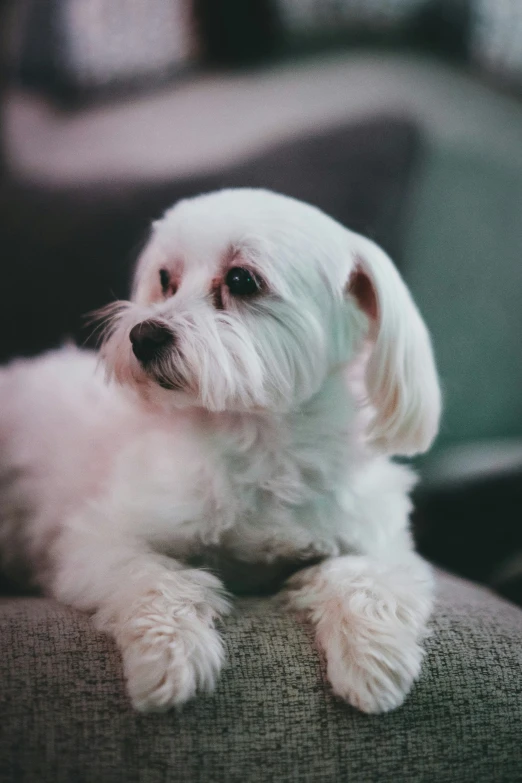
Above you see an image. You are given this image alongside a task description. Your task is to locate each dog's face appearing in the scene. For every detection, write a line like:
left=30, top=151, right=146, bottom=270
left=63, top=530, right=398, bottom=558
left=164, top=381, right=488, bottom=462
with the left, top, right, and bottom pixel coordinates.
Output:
left=102, top=189, right=361, bottom=412
left=102, top=189, right=441, bottom=456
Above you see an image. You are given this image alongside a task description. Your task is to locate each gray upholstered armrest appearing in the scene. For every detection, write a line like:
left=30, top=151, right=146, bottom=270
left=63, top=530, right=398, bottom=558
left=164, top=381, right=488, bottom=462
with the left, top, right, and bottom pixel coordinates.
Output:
left=1, top=571, right=521, bottom=782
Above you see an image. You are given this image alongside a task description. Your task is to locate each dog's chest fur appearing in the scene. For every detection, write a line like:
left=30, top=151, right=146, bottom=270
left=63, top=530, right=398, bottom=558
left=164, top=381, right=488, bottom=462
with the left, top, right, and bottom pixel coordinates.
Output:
left=0, top=353, right=381, bottom=595
left=117, top=381, right=359, bottom=589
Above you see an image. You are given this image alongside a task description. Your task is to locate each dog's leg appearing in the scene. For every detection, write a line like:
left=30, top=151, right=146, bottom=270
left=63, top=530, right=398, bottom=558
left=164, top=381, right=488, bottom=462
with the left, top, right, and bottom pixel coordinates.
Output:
left=285, top=553, right=433, bottom=713
left=50, top=522, right=230, bottom=712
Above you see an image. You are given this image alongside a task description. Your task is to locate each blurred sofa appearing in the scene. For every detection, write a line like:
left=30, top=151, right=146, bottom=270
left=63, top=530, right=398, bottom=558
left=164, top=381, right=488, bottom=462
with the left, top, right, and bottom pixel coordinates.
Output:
left=1, top=23, right=522, bottom=783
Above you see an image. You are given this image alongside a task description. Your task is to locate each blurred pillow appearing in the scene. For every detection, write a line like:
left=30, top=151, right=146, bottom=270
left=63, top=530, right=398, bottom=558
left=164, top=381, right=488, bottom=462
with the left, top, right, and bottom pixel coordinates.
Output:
left=469, top=0, right=522, bottom=90
left=8, top=0, right=198, bottom=104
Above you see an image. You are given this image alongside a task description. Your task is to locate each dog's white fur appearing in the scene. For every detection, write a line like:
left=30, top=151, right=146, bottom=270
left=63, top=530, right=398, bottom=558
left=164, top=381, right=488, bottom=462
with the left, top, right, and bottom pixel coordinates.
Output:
left=0, top=189, right=440, bottom=714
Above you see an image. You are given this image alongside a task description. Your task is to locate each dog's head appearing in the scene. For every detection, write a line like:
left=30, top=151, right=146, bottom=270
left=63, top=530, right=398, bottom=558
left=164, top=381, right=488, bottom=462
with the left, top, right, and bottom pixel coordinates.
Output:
left=101, top=189, right=440, bottom=455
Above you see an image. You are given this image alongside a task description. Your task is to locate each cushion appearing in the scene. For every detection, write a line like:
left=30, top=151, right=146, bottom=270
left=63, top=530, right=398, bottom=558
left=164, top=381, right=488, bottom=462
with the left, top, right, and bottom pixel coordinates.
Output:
left=1, top=570, right=521, bottom=782
left=470, top=0, right=522, bottom=90
left=8, top=0, right=198, bottom=104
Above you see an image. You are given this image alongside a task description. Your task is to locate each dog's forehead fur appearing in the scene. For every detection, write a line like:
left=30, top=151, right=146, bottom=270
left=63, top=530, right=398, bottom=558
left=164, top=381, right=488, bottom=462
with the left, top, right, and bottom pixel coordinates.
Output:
left=138, top=189, right=352, bottom=298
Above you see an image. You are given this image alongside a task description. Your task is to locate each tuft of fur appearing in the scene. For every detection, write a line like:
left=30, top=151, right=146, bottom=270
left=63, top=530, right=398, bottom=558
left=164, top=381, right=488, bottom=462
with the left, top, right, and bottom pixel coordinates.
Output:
left=0, top=189, right=440, bottom=713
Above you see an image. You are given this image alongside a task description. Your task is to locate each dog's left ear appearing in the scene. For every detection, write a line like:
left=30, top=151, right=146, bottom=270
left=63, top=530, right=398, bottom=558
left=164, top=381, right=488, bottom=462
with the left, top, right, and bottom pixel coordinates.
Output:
left=346, top=234, right=441, bottom=456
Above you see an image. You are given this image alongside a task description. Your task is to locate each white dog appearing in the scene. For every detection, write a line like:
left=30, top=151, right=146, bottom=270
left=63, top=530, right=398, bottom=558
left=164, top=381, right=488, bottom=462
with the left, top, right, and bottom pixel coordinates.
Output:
left=0, top=189, right=440, bottom=714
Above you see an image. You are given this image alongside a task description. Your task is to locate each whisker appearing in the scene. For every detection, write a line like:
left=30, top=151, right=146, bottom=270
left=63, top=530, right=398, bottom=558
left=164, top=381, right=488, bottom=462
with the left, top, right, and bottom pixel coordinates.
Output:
left=84, top=301, right=129, bottom=326
left=83, top=301, right=131, bottom=348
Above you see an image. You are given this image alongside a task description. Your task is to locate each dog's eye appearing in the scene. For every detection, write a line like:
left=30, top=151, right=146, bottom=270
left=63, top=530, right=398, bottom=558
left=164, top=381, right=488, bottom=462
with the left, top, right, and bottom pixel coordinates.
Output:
left=225, top=267, right=261, bottom=296
left=159, top=269, right=170, bottom=293
left=160, top=268, right=178, bottom=296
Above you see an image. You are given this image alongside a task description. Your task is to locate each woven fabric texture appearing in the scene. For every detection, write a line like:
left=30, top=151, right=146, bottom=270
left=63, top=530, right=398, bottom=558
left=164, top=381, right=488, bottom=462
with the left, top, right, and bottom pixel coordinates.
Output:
left=1, top=570, right=521, bottom=782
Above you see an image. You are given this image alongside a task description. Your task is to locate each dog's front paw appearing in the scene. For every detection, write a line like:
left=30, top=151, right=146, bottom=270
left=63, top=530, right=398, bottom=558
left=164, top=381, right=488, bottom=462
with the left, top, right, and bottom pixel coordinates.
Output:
left=322, top=621, right=424, bottom=713
left=122, top=611, right=225, bottom=711
left=286, top=556, right=432, bottom=714
left=113, top=583, right=228, bottom=712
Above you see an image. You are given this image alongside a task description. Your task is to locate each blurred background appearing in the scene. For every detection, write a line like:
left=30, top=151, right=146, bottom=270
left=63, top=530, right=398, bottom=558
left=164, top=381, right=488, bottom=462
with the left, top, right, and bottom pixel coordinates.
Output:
left=0, top=0, right=521, bottom=601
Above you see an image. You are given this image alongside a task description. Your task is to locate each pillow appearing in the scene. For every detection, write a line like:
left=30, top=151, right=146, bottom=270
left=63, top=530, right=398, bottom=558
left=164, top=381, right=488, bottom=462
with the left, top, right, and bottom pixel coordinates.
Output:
left=8, top=0, right=198, bottom=104
left=469, top=0, right=522, bottom=90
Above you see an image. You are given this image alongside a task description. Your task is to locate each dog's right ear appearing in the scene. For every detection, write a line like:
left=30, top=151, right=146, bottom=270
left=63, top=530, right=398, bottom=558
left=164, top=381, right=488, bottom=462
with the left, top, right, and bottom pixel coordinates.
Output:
left=346, top=233, right=441, bottom=457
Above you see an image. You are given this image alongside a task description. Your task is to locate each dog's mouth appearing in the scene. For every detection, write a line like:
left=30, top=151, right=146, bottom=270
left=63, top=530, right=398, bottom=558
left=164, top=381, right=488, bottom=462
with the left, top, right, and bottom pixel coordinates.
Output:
left=153, top=370, right=185, bottom=391
left=134, top=350, right=188, bottom=393
left=139, top=353, right=187, bottom=392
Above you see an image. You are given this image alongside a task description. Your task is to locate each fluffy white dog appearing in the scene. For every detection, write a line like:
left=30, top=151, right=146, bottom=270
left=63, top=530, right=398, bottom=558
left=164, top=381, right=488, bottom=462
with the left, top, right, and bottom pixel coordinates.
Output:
left=0, top=189, right=440, bottom=714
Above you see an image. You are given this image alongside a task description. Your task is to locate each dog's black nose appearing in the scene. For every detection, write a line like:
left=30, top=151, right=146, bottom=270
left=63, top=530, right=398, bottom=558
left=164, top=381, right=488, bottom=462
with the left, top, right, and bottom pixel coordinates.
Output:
left=129, top=320, right=172, bottom=364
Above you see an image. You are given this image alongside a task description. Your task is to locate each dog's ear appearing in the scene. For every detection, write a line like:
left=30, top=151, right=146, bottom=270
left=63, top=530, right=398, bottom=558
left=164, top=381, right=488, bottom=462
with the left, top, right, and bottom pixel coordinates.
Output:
left=346, top=235, right=441, bottom=456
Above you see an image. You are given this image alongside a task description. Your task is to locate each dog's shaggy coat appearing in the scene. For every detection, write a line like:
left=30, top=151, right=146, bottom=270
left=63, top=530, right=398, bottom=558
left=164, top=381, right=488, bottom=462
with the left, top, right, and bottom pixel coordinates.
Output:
left=0, top=189, right=440, bottom=713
